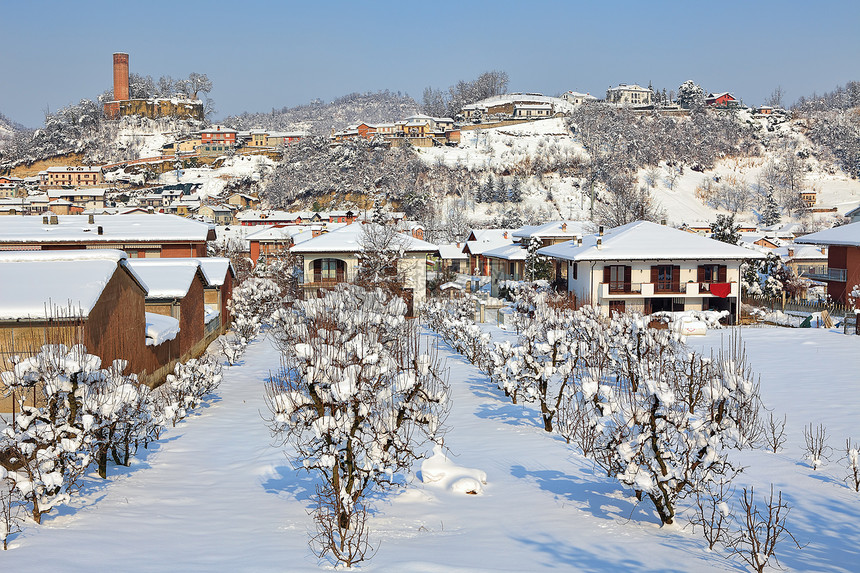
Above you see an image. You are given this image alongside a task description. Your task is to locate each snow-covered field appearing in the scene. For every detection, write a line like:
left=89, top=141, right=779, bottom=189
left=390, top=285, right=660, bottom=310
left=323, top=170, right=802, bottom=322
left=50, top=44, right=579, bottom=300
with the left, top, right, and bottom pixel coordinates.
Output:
left=4, top=325, right=860, bottom=571
left=157, top=154, right=275, bottom=199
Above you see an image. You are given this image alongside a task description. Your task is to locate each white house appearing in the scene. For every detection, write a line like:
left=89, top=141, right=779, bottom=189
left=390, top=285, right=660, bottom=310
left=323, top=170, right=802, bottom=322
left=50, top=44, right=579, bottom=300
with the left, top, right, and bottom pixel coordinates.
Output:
left=289, top=222, right=438, bottom=314
left=538, top=221, right=765, bottom=322
left=605, top=84, right=653, bottom=107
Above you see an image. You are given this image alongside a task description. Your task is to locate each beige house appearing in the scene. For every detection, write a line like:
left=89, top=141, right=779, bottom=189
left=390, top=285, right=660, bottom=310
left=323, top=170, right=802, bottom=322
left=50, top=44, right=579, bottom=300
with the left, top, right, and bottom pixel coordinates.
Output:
left=539, top=221, right=765, bottom=323
left=42, top=166, right=104, bottom=188
left=290, top=222, right=438, bottom=315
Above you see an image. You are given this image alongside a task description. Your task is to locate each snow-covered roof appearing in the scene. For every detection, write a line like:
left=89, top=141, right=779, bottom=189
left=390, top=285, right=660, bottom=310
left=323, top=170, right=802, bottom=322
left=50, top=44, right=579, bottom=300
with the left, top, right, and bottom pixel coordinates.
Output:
left=796, top=221, right=860, bottom=247
left=0, top=214, right=212, bottom=244
left=145, top=312, right=180, bottom=346
left=126, top=259, right=208, bottom=299
left=290, top=222, right=437, bottom=254
left=538, top=221, right=766, bottom=262
left=47, top=188, right=108, bottom=198
left=772, top=245, right=827, bottom=260
left=195, top=257, right=234, bottom=286
left=437, top=243, right=468, bottom=260
left=512, top=221, right=591, bottom=241
left=45, top=165, right=102, bottom=173
left=245, top=225, right=306, bottom=242
left=483, top=243, right=528, bottom=261
left=0, top=250, right=146, bottom=321
left=607, top=84, right=650, bottom=93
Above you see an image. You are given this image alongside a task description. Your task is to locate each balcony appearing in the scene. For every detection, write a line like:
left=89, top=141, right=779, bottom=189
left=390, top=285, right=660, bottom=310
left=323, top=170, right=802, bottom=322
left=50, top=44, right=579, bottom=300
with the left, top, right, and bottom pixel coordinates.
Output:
left=805, top=268, right=846, bottom=282
left=600, top=282, right=738, bottom=299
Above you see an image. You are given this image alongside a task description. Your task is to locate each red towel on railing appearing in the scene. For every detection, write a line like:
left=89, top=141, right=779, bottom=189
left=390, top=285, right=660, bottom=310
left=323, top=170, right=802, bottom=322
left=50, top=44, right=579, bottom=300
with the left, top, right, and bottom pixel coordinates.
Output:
left=709, top=283, right=732, bottom=298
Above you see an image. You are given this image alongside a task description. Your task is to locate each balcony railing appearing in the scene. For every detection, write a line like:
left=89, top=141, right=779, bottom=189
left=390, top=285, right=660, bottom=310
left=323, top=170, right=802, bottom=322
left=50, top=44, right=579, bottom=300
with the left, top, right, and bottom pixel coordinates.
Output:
left=601, top=282, right=737, bottom=298
left=606, top=282, right=642, bottom=294
left=805, top=268, right=846, bottom=282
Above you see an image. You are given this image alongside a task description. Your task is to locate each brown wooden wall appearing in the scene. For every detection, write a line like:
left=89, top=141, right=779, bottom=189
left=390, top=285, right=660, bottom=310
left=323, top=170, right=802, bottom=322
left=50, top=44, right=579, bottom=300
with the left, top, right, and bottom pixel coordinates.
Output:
left=83, top=267, right=148, bottom=372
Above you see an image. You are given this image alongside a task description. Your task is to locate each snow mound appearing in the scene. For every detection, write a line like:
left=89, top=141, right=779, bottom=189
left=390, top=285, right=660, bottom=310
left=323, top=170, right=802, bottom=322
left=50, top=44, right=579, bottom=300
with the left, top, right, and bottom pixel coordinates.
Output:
left=420, top=445, right=487, bottom=495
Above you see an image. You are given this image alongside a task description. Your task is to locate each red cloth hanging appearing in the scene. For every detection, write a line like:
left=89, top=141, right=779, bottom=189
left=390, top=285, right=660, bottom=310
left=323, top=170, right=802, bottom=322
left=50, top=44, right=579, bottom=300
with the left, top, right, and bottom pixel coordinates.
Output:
left=709, top=283, right=732, bottom=298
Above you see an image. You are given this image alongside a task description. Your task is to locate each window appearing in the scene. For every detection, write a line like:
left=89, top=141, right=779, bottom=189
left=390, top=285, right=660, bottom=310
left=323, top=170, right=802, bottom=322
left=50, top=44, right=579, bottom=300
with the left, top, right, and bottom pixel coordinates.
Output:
left=698, top=264, right=727, bottom=284
left=652, top=265, right=679, bottom=293
left=701, top=264, right=720, bottom=283
left=604, top=265, right=631, bottom=293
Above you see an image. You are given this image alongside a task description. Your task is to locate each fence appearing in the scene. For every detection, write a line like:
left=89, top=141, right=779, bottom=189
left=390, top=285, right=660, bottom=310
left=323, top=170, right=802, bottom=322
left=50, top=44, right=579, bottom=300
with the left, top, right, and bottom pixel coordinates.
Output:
left=742, top=293, right=852, bottom=318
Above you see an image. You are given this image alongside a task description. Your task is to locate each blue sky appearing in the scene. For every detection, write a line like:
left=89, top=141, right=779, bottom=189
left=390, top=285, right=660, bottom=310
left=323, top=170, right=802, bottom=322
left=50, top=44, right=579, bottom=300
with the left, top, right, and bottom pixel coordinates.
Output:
left=1, top=0, right=857, bottom=127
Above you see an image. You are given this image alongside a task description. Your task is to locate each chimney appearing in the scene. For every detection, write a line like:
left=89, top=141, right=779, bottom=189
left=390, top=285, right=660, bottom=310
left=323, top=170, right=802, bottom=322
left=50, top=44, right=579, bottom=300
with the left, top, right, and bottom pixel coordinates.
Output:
left=42, top=215, right=49, bottom=225
left=821, top=246, right=828, bottom=256
left=97, top=226, right=103, bottom=235
left=788, top=247, right=794, bottom=257
left=561, top=222, right=567, bottom=232
left=661, top=219, right=667, bottom=226
left=596, top=238, right=602, bottom=249
left=88, top=214, right=95, bottom=224
left=113, top=53, right=129, bottom=101
left=503, top=231, right=508, bottom=239
left=598, top=225, right=604, bottom=236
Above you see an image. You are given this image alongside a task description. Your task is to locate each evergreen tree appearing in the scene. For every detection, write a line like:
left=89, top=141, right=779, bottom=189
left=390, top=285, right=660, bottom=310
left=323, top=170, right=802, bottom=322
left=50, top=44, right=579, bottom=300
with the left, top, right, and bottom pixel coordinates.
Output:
left=509, top=177, right=523, bottom=203
left=524, top=237, right=553, bottom=281
left=710, top=214, right=740, bottom=245
left=761, top=189, right=781, bottom=227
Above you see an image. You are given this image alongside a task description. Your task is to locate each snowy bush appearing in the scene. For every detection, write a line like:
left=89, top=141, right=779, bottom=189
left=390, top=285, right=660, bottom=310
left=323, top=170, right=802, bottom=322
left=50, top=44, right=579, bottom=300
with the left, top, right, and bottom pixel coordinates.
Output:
left=155, top=355, right=223, bottom=428
left=227, top=276, right=282, bottom=346
left=0, top=345, right=105, bottom=523
left=266, top=284, right=449, bottom=566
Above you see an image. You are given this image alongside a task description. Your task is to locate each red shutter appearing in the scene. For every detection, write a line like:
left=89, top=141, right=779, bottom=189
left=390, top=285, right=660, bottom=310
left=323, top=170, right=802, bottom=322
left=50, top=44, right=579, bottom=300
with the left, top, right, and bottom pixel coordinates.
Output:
left=718, top=265, right=727, bottom=283
left=697, top=265, right=705, bottom=283
left=672, top=265, right=681, bottom=292
left=624, top=266, right=632, bottom=291
left=603, top=265, right=611, bottom=284
left=650, top=266, right=658, bottom=285
left=313, top=259, right=322, bottom=283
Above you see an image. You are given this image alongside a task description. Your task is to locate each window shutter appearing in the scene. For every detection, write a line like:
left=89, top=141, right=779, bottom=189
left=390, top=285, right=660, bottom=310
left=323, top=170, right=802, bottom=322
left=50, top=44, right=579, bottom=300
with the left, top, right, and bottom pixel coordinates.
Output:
left=313, top=259, right=321, bottom=283
left=672, top=265, right=681, bottom=292
left=337, top=260, right=345, bottom=282
left=650, top=266, right=658, bottom=284
left=697, top=265, right=705, bottom=283
left=718, top=265, right=727, bottom=283
left=624, top=266, right=632, bottom=290
left=603, top=266, right=611, bottom=284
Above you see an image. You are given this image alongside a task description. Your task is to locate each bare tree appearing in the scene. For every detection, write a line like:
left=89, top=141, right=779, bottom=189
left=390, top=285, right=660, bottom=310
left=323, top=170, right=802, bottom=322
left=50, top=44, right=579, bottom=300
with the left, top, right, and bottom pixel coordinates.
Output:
left=690, top=479, right=735, bottom=550
left=730, top=485, right=802, bottom=573
left=0, top=473, right=21, bottom=550
left=763, top=413, right=787, bottom=453
left=765, top=86, right=785, bottom=109
left=843, top=438, right=860, bottom=492
left=802, top=422, right=831, bottom=470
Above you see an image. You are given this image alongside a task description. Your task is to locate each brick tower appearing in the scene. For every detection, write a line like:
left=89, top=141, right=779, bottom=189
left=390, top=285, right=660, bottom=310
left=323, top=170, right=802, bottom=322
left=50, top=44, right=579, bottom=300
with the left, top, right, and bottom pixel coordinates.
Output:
left=113, top=52, right=129, bottom=101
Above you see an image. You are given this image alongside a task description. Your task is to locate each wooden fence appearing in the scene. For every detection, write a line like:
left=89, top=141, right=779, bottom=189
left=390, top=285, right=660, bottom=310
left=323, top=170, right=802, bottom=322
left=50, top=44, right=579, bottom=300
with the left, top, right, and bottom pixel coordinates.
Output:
left=742, top=294, right=852, bottom=318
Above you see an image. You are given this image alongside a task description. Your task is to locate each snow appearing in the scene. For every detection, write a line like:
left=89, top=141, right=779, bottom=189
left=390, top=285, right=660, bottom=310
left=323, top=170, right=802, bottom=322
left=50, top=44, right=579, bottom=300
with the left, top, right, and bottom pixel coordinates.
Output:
left=796, top=220, right=860, bottom=247
left=290, top=222, right=438, bottom=254
left=195, top=257, right=233, bottom=287
left=539, top=220, right=766, bottom=261
left=144, top=312, right=180, bottom=346
left=157, top=154, right=275, bottom=200
left=3, top=325, right=860, bottom=571
left=0, top=250, right=137, bottom=320
left=0, top=213, right=211, bottom=244
left=126, top=259, right=205, bottom=298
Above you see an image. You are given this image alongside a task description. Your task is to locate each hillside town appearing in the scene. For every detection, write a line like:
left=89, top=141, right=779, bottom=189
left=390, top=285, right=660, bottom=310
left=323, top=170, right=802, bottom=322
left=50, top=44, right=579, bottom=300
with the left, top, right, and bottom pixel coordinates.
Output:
left=1, top=31, right=860, bottom=573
